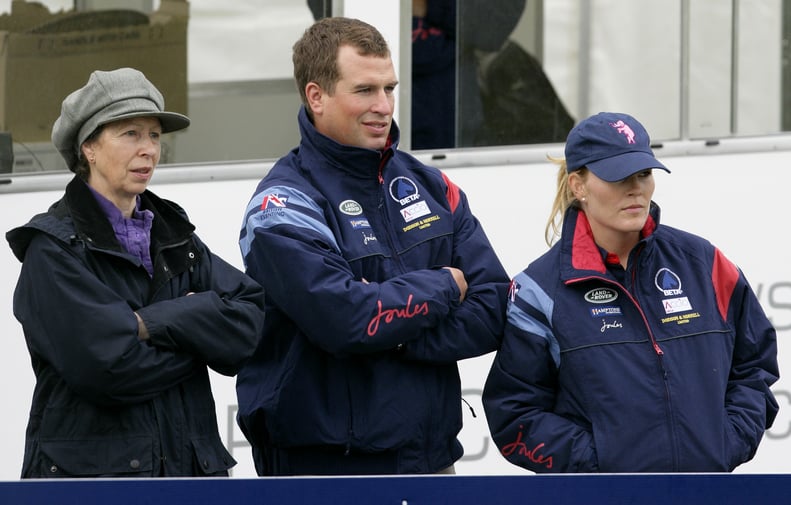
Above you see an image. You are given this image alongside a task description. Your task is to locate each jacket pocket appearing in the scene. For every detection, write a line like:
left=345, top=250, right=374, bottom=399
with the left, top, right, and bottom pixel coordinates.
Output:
left=190, top=437, right=236, bottom=476
left=37, top=437, right=154, bottom=477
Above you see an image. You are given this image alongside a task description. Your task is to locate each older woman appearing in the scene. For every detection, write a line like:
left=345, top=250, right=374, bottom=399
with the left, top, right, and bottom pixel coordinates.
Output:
left=6, top=68, right=265, bottom=478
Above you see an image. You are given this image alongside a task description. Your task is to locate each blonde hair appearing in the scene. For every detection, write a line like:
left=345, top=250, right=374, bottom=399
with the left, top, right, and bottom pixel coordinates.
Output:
left=544, top=156, right=586, bottom=246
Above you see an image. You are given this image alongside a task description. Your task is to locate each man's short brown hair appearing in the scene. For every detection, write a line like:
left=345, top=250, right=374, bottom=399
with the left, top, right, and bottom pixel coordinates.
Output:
left=292, top=17, right=390, bottom=106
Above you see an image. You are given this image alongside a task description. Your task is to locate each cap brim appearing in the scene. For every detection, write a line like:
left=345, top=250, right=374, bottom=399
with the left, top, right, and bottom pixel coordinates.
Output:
left=97, top=110, right=190, bottom=134
left=586, top=151, right=670, bottom=182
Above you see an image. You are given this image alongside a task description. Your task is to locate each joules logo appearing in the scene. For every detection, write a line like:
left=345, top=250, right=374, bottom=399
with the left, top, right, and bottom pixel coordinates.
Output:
left=367, top=294, right=429, bottom=336
left=501, top=425, right=553, bottom=470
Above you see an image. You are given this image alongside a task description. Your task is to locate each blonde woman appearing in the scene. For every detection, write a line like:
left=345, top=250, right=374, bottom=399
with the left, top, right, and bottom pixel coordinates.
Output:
left=482, top=112, right=778, bottom=473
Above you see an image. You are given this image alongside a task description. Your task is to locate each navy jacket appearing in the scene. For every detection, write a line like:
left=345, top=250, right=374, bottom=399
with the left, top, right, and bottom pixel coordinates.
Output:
left=483, top=204, right=779, bottom=472
left=237, top=107, right=509, bottom=474
left=6, top=176, right=265, bottom=478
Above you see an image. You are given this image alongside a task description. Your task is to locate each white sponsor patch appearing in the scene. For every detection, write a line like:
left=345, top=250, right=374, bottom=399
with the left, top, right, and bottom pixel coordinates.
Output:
left=400, top=201, right=431, bottom=222
left=662, top=296, right=693, bottom=314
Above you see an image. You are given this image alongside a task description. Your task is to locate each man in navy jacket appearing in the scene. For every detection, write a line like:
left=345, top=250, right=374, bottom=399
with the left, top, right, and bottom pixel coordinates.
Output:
left=236, top=17, right=509, bottom=475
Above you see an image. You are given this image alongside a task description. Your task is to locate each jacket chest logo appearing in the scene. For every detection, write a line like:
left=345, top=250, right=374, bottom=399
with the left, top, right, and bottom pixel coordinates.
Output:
left=584, top=288, right=624, bottom=332
left=339, top=200, right=363, bottom=216
left=584, top=288, right=618, bottom=304
left=654, top=267, right=694, bottom=315
left=655, top=268, right=683, bottom=296
left=389, top=176, right=420, bottom=205
left=388, top=176, right=431, bottom=223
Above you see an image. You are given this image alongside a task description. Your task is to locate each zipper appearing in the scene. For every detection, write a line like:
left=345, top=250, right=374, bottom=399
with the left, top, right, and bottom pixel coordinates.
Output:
left=376, top=151, right=407, bottom=275
left=629, top=256, right=679, bottom=470
left=573, top=268, right=678, bottom=468
left=569, top=275, right=663, bottom=356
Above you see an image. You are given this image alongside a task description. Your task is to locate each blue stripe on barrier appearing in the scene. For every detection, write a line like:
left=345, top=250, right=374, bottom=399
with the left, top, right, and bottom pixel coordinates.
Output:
left=0, top=474, right=788, bottom=505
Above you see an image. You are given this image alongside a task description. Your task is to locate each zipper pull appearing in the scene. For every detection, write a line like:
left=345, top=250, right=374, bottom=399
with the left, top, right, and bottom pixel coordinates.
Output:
left=462, top=397, right=477, bottom=418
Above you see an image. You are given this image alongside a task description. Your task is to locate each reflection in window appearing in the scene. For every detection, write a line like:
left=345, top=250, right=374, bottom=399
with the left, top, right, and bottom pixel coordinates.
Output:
left=544, top=0, right=784, bottom=142
left=308, top=0, right=574, bottom=150
left=0, top=0, right=191, bottom=172
left=2, top=0, right=314, bottom=173
left=1, top=0, right=790, bottom=174
left=421, top=0, right=574, bottom=149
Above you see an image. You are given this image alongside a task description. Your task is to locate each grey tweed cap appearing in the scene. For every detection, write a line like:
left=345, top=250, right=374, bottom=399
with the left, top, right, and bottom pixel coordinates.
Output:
left=52, top=67, right=190, bottom=171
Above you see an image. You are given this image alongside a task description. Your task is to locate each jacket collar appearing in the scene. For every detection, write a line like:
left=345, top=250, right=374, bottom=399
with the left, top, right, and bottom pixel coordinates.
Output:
left=559, top=203, right=660, bottom=280
left=296, top=106, right=399, bottom=178
left=7, top=175, right=195, bottom=263
left=64, top=176, right=124, bottom=252
left=63, top=176, right=195, bottom=252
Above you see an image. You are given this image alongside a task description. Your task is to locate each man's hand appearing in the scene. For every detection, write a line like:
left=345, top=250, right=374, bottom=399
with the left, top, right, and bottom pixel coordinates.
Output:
left=443, top=267, right=468, bottom=302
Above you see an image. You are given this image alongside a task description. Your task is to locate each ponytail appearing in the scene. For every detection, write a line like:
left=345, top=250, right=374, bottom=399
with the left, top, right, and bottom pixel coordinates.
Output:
left=544, top=156, right=585, bottom=246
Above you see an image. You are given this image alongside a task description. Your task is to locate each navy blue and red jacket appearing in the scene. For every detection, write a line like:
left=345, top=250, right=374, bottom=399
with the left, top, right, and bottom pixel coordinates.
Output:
left=236, top=107, right=509, bottom=474
left=483, top=203, right=779, bottom=472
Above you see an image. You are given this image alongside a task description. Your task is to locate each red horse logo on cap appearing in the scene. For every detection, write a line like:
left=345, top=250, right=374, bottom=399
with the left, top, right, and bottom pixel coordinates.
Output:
left=609, top=120, right=636, bottom=144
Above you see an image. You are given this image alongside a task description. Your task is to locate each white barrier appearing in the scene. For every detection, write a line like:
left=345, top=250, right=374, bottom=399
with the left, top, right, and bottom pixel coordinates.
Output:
left=0, top=140, right=789, bottom=478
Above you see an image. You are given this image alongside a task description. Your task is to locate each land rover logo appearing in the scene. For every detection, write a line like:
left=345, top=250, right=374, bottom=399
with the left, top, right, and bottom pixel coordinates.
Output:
left=339, top=200, right=363, bottom=216
left=584, top=288, right=618, bottom=304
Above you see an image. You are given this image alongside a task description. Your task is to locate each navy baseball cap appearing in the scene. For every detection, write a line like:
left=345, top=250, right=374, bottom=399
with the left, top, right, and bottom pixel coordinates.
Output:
left=564, top=112, right=670, bottom=182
